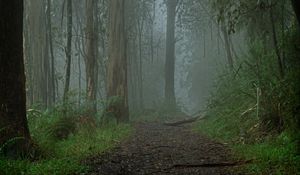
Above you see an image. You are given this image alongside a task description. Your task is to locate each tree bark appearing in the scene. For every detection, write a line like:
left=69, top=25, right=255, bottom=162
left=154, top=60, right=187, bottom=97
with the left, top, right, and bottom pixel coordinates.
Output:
left=107, top=0, right=129, bottom=122
left=0, top=0, right=31, bottom=156
left=165, top=0, right=177, bottom=109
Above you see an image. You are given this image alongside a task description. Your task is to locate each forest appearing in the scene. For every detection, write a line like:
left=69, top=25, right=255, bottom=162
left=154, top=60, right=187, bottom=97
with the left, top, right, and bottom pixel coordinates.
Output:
left=0, top=0, right=299, bottom=174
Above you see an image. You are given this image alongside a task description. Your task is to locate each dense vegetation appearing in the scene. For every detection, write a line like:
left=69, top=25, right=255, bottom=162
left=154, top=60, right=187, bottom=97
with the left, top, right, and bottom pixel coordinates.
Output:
left=196, top=1, right=300, bottom=174
left=0, top=102, right=131, bottom=174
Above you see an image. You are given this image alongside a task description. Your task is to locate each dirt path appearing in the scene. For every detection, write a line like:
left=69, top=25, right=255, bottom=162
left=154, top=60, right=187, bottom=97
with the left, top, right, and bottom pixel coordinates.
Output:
left=84, top=122, right=241, bottom=175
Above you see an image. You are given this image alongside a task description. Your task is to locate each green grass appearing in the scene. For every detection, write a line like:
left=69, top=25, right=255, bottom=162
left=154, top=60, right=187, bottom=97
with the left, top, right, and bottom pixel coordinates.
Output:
left=0, top=107, right=132, bottom=175
left=233, top=138, right=300, bottom=175
left=195, top=115, right=300, bottom=175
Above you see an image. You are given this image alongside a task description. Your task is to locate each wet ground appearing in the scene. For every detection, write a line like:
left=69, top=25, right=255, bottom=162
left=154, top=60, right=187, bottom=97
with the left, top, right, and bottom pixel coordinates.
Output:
left=83, top=122, right=242, bottom=175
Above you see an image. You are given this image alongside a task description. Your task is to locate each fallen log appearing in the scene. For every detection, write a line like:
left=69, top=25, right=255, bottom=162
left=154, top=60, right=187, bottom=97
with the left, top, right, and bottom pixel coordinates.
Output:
left=173, top=160, right=253, bottom=168
left=163, top=115, right=205, bottom=126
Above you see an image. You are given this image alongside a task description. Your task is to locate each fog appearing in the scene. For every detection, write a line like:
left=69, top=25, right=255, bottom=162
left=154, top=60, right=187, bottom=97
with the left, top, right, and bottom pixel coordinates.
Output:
left=23, top=0, right=248, bottom=115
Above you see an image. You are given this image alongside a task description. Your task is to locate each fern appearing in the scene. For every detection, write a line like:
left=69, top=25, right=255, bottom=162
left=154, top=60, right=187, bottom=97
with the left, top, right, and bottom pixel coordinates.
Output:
left=0, top=137, right=25, bottom=154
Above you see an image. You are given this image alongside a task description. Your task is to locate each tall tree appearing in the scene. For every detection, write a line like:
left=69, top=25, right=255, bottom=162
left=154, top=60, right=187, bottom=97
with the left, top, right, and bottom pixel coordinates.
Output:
left=165, top=0, right=178, bottom=109
left=107, top=0, right=129, bottom=122
left=137, top=1, right=145, bottom=110
left=85, top=0, right=99, bottom=113
left=46, top=0, right=56, bottom=105
left=0, top=0, right=31, bottom=156
left=63, top=0, right=73, bottom=102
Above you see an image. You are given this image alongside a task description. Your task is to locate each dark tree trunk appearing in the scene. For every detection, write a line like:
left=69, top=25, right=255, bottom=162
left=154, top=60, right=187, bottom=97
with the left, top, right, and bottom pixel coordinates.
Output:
left=0, top=0, right=31, bottom=156
left=63, top=0, right=73, bottom=102
left=107, top=0, right=129, bottom=123
left=165, top=0, right=177, bottom=109
left=291, top=0, right=300, bottom=27
left=270, top=7, right=284, bottom=78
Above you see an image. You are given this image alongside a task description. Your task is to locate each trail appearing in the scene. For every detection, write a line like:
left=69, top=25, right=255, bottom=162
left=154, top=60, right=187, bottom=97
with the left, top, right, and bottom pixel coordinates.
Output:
left=84, top=122, right=243, bottom=175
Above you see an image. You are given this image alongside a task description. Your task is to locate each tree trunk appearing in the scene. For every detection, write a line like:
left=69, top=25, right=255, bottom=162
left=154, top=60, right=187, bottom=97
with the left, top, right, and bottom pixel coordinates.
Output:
left=137, top=14, right=144, bottom=110
left=63, top=0, right=73, bottom=102
left=0, top=0, right=31, bottom=157
left=270, top=7, right=284, bottom=78
left=165, top=0, right=177, bottom=109
left=107, top=0, right=129, bottom=122
left=221, top=21, right=234, bottom=70
left=85, top=0, right=99, bottom=114
left=291, top=0, right=300, bottom=27
left=46, top=0, right=56, bottom=105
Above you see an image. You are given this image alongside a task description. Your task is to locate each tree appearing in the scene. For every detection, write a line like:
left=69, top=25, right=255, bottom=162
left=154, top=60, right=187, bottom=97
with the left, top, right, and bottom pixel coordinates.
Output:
left=165, top=0, right=178, bottom=109
left=107, top=0, right=129, bottom=122
left=63, top=0, right=73, bottom=102
left=85, top=0, right=99, bottom=113
left=0, top=0, right=31, bottom=156
left=291, top=0, right=300, bottom=26
left=221, top=21, right=234, bottom=70
left=46, top=0, right=56, bottom=105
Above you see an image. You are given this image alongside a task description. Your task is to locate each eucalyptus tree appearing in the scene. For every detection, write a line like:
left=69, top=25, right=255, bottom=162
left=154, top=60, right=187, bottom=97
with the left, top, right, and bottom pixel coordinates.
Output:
left=85, top=0, right=100, bottom=113
left=63, top=0, right=73, bottom=102
left=46, top=0, right=56, bottom=105
left=165, top=0, right=178, bottom=109
left=0, top=0, right=32, bottom=156
left=107, top=0, right=129, bottom=122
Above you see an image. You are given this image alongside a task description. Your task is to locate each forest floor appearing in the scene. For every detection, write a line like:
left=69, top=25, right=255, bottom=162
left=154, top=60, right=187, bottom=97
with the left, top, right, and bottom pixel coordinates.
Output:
left=83, top=122, right=244, bottom=175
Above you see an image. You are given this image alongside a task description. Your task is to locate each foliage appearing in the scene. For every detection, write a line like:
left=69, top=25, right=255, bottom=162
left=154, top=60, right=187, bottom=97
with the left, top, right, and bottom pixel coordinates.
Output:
left=0, top=102, right=132, bottom=175
left=195, top=27, right=300, bottom=174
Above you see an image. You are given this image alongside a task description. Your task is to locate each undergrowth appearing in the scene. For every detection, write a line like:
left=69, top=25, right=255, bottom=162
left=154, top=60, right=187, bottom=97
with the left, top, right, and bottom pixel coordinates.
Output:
left=0, top=102, right=132, bottom=175
left=195, top=33, right=300, bottom=175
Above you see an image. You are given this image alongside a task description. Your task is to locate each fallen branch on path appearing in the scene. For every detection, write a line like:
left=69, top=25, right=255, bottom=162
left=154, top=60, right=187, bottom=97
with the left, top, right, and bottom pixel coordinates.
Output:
left=173, top=160, right=253, bottom=168
left=163, top=115, right=205, bottom=126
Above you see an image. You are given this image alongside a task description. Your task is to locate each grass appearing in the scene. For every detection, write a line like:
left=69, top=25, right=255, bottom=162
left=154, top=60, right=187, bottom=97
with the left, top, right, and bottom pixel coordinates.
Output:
left=195, top=113, right=300, bottom=175
left=0, top=106, right=132, bottom=175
